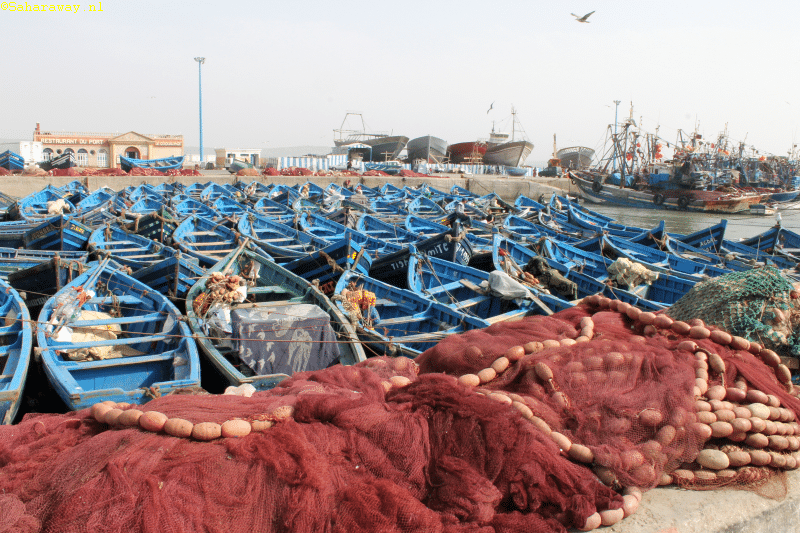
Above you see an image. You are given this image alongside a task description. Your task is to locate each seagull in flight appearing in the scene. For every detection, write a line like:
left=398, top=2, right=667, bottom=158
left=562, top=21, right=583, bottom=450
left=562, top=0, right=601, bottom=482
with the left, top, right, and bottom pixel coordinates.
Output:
left=571, top=11, right=595, bottom=23
left=487, top=101, right=494, bottom=114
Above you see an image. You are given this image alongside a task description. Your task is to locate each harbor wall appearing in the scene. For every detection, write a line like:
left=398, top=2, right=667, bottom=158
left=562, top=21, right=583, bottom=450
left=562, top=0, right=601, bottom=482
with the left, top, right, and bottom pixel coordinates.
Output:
left=0, top=172, right=575, bottom=203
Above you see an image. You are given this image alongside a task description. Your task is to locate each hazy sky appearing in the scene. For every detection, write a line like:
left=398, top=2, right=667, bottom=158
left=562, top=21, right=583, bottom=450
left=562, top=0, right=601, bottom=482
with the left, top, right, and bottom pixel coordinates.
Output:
left=2, top=1, right=799, bottom=163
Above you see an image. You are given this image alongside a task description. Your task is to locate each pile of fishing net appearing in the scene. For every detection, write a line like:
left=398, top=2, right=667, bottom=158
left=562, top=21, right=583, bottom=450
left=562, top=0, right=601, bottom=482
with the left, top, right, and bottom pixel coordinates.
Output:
left=262, top=167, right=281, bottom=176
left=49, top=167, right=82, bottom=176
left=0, top=167, right=10, bottom=176
left=363, top=169, right=390, bottom=176
left=398, top=169, right=431, bottom=178
left=280, top=167, right=314, bottom=177
left=2, top=297, right=800, bottom=532
left=668, top=266, right=800, bottom=357
left=236, top=168, right=260, bottom=177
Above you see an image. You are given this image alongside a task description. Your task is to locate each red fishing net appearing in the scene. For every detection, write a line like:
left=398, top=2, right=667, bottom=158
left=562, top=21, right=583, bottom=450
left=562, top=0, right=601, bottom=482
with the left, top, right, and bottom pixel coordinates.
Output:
left=2, top=296, right=799, bottom=532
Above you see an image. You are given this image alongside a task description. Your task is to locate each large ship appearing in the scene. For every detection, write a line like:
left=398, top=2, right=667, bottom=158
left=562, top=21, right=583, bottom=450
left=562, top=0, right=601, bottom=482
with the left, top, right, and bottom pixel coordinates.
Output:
left=333, top=113, right=408, bottom=162
left=483, top=108, right=533, bottom=167
left=447, top=141, right=487, bottom=164
left=405, top=135, right=448, bottom=164
left=556, top=146, right=595, bottom=170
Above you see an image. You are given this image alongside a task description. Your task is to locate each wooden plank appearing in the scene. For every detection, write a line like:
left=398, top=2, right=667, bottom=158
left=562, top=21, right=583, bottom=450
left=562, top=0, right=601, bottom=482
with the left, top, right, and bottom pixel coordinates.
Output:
left=377, top=315, right=428, bottom=326
left=51, top=333, right=170, bottom=350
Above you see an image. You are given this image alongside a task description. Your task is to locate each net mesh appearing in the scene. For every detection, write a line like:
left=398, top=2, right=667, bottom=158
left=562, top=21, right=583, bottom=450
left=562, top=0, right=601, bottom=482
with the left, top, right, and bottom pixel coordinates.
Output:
left=2, top=297, right=800, bottom=532
left=667, top=266, right=800, bottom=356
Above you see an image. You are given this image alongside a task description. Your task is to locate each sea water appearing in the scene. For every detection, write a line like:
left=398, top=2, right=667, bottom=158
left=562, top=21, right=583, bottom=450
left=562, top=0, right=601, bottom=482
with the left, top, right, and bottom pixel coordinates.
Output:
left=584, top=203, right=800, bottom=241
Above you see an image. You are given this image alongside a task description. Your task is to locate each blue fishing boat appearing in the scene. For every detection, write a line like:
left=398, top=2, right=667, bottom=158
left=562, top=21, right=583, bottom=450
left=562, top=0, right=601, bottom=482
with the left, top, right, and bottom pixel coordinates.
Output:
left=130, top=254, right=205, bottom=304
left=407, top=246, right=569, bottom=322
left=186, top=246, right=365, bottom=391
left=22, top=215, right=92, bottom=252
left=0, top=151, right=24, bottom=172
left=297, top=212, right=403, bottom=258
left=171, top=197, right=220, bottom=220
left=284, top=237, right=372, bottom=295
left=0, top=278, right=32, bottom=424
left=9, top=189, right=77, bottom=222
left=36, top=259, right=201, bottom=410
left=357, top=214, right=420, bottom=245
left=601, top=234, right=731, bottom=280
left=368, top=222, right=474, bottom=289
left=364, top=161, right=403, bottom=175
left=334, top=269, right=489, bottom=358
left=199, top=182, right=236, bottom=203
left=252, top=196, right=296, bottom=219
left=88, top=224, right=183, bottom=270
left=122, top=206, right=178, bottom=244
left=172, top=215, right=272, bottom=268
left=407, top=196, right=448, bottom=219
left=566, top=204, right=650, bottom=238
left=502, top=214, right=584, bottom=244
left=7, top=256, right=89, bottom=319
left=119, top=155, right=184, bottom=173
left=237, top=213, right=331, bottom=263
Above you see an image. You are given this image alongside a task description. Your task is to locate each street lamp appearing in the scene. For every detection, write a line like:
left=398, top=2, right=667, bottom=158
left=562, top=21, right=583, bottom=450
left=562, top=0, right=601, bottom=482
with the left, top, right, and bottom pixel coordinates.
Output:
left=612, top=100, right=621, bottom=173
left=194, top=57, right=206, bottom=166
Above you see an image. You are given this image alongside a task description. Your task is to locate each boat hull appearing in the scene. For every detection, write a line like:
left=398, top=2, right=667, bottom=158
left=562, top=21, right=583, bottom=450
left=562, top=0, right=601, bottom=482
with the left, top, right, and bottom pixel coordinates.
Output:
left=484, top=140, right=534, bottom=167
left=405, top=136, right=448, bottom=164
left=556, top=146, right=595, bottom=170
left=447, top=141, right=487, bottom=164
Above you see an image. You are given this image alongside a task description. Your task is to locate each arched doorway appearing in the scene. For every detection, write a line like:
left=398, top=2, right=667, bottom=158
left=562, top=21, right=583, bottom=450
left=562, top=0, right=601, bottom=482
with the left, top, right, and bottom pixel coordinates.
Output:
left=124, top=147, right=140, bottom=159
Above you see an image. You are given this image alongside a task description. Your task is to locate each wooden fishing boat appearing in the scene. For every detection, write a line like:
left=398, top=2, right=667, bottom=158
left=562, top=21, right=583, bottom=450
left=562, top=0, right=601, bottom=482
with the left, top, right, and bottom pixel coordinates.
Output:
left=252, top=196, right=296, bottom=219
left=9, top=189, right=77, bottom=222
left=172, top=215, right=272, bottom=268
left=130, top=254, right=205, bottom=306
left=119, top=155, right=185, bottom=173
left=368, top=222, right=474, bottom=289
left=407, top=246, right=567, bottom=322
left=88, top=224, right=183, bottom=270
left=0, top=151, right=24, bottom=172
left=333, top=269, right=489, bottom=358
left=298, top=212, right=404, bottom=258
left=283, top=237, right=372, bottom=296
left=7, top=255, right=89, bottom=318
left=0, top=278, right=33, bottom=424
left=171, top=197, right=220, bottom=221
left=186, top=246, right=365, bottom=391
left=36, top=259, right=201, bottom=410
left=237, top=213, right=330, bottom=263
left=600, top=234, right=732, bottom=280
left=357, top=214, right=420, bottom=245
left=23, top=215, right=92, bottom=252
left=407, top=196, right=448, bottom=219
left=502, top=214, right=584, bottom=244
left=122, top=206, right=179, bottom=245
left=565, top=204, right=649, bottom=239
left=38, top=152, right=76, bottom=172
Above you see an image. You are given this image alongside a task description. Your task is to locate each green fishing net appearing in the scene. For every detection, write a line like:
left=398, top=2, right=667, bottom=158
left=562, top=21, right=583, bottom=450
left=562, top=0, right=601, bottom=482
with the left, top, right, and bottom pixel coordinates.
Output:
left=667, top=266, right=800, bottom=357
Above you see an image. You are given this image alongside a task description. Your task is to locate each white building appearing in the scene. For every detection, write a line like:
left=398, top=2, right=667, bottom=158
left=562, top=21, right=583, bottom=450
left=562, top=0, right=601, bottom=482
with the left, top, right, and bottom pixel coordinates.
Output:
left=215, top=148, right=262, bottom=169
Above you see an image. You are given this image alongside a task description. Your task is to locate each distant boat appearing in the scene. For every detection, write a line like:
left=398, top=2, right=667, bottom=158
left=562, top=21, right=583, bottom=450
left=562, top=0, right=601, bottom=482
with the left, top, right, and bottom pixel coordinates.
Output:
left=364, top=161, right=403, bottom=175
left=405, top=135, right=448, bottom=163
left=228, top=158, right=254, bottom=174
left=0, top=151, right=24, bottom=171
left=39, top=152, right=76, bottom=172
left=333, top=113, right=408, bottom=161
left=483, top=108, right=534, bottom=167
left=484, top=139, right=534, bottom=167
left=119, top=155, right=184, bottom=173
left=447, top=141, right=487, bottom=164
left=556, top=146, right=595, bottom=170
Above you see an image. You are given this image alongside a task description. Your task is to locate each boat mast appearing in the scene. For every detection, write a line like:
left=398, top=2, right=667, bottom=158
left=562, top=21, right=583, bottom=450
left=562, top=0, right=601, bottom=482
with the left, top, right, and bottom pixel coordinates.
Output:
left=612, top=100, right=621, bottom=174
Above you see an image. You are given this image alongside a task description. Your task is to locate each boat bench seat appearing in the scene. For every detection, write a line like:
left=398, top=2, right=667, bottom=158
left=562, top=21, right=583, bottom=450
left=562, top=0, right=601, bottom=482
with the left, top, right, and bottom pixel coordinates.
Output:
left=61, top=351, right=177, bottom=369
left=377, top=315, right=428, bottom=326
left=86, top=295, right=146, bottom=306
left=188, top=241, right=231, bottom=247
left=453, top=296, right=485, bottom=309
left=100, top=247, right=149, bottom=253
left=186, top=231, right=220, bottom=237
left=51, top=333, right=171, bottom=351
left=247, top=286, right=293, bottom=295
left=70, top=312, right=164, bottom=328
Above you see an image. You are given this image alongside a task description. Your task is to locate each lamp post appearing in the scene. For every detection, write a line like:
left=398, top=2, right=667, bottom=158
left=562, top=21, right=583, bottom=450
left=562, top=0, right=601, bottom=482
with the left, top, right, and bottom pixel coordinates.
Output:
left=194, top=57, right=206, bottom=166
left=612, top=100, right=620, bottom=173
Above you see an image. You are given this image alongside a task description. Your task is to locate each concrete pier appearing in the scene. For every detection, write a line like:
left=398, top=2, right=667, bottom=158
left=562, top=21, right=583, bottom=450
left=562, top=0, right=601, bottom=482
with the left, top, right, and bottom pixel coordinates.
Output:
left=0, top=170, right=576, bottom=203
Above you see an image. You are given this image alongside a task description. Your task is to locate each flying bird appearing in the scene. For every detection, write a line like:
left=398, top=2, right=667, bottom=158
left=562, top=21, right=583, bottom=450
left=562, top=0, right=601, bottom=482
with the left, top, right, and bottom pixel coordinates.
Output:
left=571, top=11, right=595, bottom=23
left=487, top=101, right=494, bottom=114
